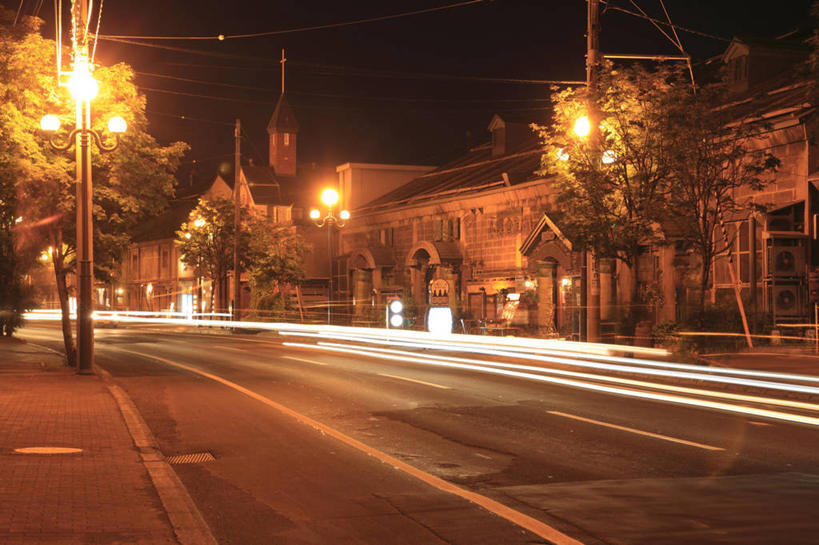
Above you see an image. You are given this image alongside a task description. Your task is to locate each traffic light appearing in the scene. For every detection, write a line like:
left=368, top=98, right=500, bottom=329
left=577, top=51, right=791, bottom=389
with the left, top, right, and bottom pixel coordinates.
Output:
left=386, top=298, right=404, bottom=328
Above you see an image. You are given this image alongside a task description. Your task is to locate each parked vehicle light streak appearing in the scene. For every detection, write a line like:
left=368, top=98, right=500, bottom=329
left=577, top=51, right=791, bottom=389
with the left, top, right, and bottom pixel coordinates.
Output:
left=284, top=342, right=819, bottom=428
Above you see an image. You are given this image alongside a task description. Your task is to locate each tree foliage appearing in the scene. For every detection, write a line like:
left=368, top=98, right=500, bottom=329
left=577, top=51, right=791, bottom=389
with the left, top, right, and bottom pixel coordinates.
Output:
left=536, top=62, right=779, bottom=316
left=0, top=8, right=187, bottom=358
left=663, top=85, right=778, bottom=312
left=176, top=198, right=241, bottom=312
left=535, top=63, right=679, bottom=306
left=176, top=197, right=308, bottom=314
left=245, top=216, right=308, bottom=310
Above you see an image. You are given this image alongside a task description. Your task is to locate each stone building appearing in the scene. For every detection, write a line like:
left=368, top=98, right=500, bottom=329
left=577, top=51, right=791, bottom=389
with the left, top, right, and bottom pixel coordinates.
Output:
left=335, top=36, right=818, bottom=338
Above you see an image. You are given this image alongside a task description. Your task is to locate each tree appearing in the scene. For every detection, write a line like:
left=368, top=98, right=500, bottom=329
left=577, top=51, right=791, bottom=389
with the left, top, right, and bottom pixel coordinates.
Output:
left=0, top=9, right=187, bottom=362
left=664, top=86, right=778, bottom=315
left=245, top=216, right=308, bottom=312
left=176, top=197, right=308, bottom=316
left=177, top=198, right=243, bottom=314
left=0, top=172, right=34, bottom=336
left=535, top=63, right=679, bottom=317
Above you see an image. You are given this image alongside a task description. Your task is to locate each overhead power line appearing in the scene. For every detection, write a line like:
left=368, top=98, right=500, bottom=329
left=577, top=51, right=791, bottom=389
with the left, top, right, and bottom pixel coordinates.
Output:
left=96, top=0, right=486, bottom=41
left=602, top=3, right=731, bottom=42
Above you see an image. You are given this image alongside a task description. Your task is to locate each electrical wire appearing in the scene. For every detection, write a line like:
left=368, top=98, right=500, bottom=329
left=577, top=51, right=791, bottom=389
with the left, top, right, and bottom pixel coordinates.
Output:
left=602, top=3, right=730, bottom=42
left=13, top=0, right=24, bottom=26
left=136, top=70, right=554, bottom=102
left=91, top=0, right=103, bottom=63
left=96, top=0, right=486, bottom=41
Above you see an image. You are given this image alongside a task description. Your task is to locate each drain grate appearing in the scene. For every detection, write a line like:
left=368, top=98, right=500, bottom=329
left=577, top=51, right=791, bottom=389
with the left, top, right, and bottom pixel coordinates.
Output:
left=166, top=452, right=215, bottom=465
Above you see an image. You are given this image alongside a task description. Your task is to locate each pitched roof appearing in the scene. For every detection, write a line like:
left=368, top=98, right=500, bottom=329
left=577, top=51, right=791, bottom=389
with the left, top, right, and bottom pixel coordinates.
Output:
left=360, top=135, right=543, bottom=210
left=267, top=93, right=299, bottom=133
left=131, top=197, right=199, bottom=243
left=242, top=165, right=283, bottom=206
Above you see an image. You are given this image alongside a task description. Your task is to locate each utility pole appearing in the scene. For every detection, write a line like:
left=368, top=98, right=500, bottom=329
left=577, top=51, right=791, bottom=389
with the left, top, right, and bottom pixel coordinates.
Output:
left=73, top=0, right=95, bottom=372
left=233, top=119, right=241, bottom=322
left=584, top=0, right=602, bottom=343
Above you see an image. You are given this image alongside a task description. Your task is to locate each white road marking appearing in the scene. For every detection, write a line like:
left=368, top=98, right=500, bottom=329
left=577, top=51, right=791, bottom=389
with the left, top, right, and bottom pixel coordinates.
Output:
left=113, top=347, right=583, bottom=545
left=547, top=411, right=725, bottom=451
left=377, top=373, right=451, bottom=390
left=282, top=355, right=328, bottom=366
left=292, top=342, right=819, bottom=428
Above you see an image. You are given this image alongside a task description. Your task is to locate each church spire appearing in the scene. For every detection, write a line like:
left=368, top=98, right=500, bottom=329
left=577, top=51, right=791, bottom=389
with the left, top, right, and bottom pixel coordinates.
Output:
left=267, top=49, right=298, bottom=175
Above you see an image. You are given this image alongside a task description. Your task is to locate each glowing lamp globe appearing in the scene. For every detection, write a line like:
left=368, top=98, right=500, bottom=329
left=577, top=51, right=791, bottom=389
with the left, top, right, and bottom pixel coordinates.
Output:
left=320, top=188, right=339, bottom=207
left=573, top=116, right=591, bottom=138
left=107, top=116, right=127, bottom=134
left=68, top=70, right=98, bottom=101
left=40, top=114, right=61, bottom=132
left=339, top=210, right=350, bottom=221
left=309, top=208, right=321, bottom=220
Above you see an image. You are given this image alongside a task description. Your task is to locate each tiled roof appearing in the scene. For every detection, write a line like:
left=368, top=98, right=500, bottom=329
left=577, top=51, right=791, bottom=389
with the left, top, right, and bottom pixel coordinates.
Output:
left=361, top=134, right=543, bottom=209
left=132, top=197, right=199, bottom=243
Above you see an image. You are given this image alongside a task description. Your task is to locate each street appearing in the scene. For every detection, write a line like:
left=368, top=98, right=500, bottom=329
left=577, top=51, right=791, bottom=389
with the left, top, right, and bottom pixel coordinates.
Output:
left=19, top=324, right=819, bottom=545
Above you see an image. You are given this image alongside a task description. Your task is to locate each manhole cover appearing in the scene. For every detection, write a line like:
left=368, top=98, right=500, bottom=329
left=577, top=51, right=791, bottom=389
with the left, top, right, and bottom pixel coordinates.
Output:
left=14, top=447, right=83, bottom=454
left=166, top=452, right=215, bottom=465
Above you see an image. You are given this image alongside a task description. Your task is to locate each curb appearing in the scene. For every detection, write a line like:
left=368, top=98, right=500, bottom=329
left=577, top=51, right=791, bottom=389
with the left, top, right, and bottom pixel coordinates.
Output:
left=98, top=367, right=218, bottom=545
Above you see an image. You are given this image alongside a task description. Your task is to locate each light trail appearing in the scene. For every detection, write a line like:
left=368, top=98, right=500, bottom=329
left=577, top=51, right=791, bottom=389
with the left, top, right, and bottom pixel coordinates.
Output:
left=277, top=331, right=819, bottom=396
left=284, top=342, right=819, bottom=428
left=23, top=310, right=669, bottom=358
left=277, top=329, right=819, bottom=386
left=312, top=341, right=819, bottom=413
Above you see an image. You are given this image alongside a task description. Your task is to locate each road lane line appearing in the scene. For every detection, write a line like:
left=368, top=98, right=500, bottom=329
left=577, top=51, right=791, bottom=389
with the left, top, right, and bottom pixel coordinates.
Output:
left=112, top=347, right=583, bottom=545
left=547, top=411, right=724, bottom=451
left=288, top=342, right=819, bottom=428
left=377, top=373, right=451, bottom=389
left=282, top=355, right=328, bottom=366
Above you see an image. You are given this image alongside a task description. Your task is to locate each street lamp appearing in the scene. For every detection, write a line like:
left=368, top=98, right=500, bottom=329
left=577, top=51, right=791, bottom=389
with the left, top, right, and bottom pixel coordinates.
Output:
left=40, top=60, right=126, bottom=374
left=310, top=188, right=349, bottom=325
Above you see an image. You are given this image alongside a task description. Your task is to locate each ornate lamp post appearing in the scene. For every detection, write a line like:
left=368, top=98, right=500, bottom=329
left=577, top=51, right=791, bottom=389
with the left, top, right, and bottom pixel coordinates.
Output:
left=310, top=188, right=350, bottom=325
left=40, top=60, right=126, bottom=373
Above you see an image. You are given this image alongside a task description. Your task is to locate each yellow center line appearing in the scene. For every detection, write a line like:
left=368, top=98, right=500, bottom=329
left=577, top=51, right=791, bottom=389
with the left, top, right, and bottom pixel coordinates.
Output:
left=548, top=411, right=725, bottom=451
left=111, top=346, right=583, bottom=545
left=282, top=355, right=328, bottom=366
left=377, top=373, right=451, bottom=390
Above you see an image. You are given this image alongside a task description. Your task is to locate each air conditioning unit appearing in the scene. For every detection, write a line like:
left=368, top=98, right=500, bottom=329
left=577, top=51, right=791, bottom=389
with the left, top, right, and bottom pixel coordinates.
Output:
left=772, top=284, right=803, bottom=317
left=768, top=245, right=805, bottom=277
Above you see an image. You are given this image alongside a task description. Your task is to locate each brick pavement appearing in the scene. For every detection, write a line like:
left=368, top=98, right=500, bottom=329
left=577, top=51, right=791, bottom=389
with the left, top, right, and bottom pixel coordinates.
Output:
left=0, top=338, right=179, bottom=544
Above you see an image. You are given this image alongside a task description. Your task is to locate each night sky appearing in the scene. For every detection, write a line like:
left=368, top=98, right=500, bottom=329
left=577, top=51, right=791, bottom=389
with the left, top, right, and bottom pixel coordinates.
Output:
left=27, top=0, right=818, bottom=180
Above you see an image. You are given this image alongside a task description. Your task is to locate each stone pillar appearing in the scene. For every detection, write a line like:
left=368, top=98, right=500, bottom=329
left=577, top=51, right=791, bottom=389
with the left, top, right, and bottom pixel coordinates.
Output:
left=536, top=260, right=557, bottom=336
left=599, top=258, right=615, bottom=321
left=439, top=265, right=460, bottom=315
left=352, top=269, right=373, bottom=320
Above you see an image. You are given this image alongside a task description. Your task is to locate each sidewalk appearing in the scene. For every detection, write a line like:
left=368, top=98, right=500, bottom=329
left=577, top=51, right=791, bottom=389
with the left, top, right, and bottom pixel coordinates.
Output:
left=0, top=337, right=179, bottom=544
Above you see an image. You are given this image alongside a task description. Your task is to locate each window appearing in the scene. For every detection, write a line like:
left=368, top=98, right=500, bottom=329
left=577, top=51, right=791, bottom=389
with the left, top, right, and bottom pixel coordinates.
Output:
left=161, top=248, right=169, bottom=272
left=284, top=133, right=290, bottom=146
left=433, top=219, right=443, bottom=241
left=379, top=228, right=394, bottom=247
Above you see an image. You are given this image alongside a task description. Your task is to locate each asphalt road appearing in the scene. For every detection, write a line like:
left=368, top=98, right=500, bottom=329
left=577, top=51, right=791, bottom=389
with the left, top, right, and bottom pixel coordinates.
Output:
left=19, top=324, right=819, bottom=545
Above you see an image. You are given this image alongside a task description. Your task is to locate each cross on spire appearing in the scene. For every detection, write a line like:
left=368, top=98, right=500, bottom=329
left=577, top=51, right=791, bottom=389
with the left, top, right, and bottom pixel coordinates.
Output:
left=280, top=49, right=287, bottom=95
